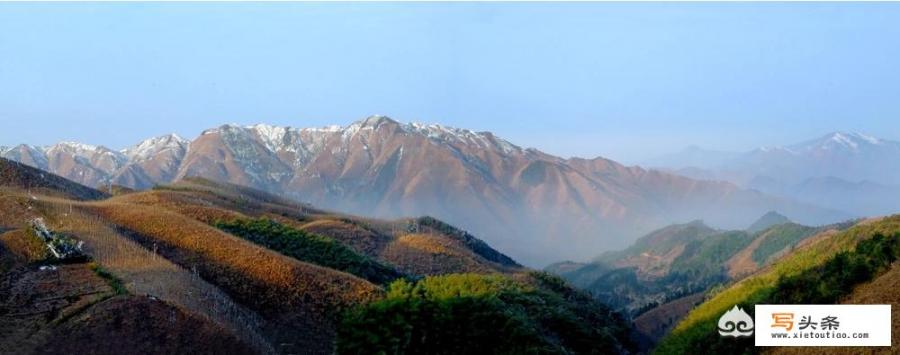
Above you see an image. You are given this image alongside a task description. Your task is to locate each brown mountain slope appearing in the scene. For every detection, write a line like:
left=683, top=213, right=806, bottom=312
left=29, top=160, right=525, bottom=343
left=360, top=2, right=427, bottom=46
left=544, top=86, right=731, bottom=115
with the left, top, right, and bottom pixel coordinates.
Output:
left=0, top=157, right=107, bottom=201
left=632, top=292, right=706, bottom=350
left=85, top=200, right=383, bottom=353
left=2, top=117, right=849, bottom=266
left=107, top=178, right=521, bottom=276
left=0, top=157, right=633, bottom=354
left=36, top=295, right=254, bottom=355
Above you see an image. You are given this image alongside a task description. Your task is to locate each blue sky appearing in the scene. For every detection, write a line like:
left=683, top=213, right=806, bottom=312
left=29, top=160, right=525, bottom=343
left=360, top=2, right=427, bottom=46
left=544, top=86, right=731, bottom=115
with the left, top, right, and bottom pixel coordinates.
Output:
left=1, top=3, right=899, bottom=163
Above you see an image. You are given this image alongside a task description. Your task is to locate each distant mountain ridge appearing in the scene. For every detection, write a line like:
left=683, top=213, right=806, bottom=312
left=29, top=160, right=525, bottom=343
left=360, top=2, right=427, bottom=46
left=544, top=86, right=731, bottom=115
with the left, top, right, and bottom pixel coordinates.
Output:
left=646, top=131, right=900, bottom=218
left=649, top=131, right=900, bottom=184
left=746, top=211, right=790, bottom=233
left=1, top=116, right=848, bottom=266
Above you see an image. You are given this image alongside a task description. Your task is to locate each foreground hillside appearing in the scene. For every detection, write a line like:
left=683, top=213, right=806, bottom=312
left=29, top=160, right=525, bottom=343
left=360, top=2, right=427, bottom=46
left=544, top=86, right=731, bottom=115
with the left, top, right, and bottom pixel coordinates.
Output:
left=548, top=214, right=853, bottom=349
left=1, top=116, right=848, bottom=265
left=549, top=217, right=836, bottom=314
left=0, top=159, right=634, bottom=354
left=657, top=215, right=900, bottom=354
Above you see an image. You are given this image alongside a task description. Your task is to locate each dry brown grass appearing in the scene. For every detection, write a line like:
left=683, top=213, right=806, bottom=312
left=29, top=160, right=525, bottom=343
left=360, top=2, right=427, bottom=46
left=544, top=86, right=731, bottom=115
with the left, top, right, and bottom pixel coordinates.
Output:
left=0, top=189, right=43, bottom=229
left=726, top=230, right=770, bottom=278
left=0, top=262, right=115, bottom=354
left=110, top=184, right=517, bottom=278
left=0, top=175, right=524, bottom=353
left=30, top=200, right=275, bottom=354
left=86, top=200, right=382, bottom=308
left=155, top=178, right=324, bottom=219
left=37, top=295, right=255, bottom=355
left=77, top=200, right=382, bottom=353
left=633, top=293, right=706, bottom=346
left=0, top=158, right=107, bottom=201
left=0, top=229, right=48, bottom=263
left=381, top=233, right=497, bottom=275
left=297, top=219, right=393, bottom=257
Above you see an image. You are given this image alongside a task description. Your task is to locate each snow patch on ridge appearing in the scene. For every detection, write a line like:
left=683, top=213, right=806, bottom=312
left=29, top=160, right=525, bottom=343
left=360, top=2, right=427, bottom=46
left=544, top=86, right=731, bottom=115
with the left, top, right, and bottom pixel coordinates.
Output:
left=249, top=124, right=288, bottom=152
left=829, top=132, right=859, bottom=150
left=404, top=121, right=522, bottom=155
left=122, top=134, right=188, bottom=161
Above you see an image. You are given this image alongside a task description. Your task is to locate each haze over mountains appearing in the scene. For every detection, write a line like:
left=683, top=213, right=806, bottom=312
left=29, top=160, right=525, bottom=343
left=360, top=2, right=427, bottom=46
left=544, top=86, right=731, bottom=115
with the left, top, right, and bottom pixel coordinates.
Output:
left=645, top=131, right=900, bottom=218
left=0, top=116, right=849, bottom=266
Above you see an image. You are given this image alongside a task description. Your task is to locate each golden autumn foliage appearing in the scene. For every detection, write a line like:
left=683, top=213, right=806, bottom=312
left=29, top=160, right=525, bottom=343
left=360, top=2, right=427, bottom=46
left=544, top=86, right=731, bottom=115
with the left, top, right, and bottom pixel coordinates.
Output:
left=87, top=202, right=383, bottom=313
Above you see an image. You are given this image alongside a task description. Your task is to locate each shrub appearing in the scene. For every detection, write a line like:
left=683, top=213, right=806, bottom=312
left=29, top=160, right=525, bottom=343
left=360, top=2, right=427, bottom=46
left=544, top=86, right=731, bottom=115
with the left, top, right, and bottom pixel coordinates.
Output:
left=337, top=273, right=634, bottom=355
left=656, top=226, right=900, bottom=355
left=215, top=218, right=404, bottom=284
left=89, top=262, right=128, bottom=295
left=770, top=233, right=899, bottom=304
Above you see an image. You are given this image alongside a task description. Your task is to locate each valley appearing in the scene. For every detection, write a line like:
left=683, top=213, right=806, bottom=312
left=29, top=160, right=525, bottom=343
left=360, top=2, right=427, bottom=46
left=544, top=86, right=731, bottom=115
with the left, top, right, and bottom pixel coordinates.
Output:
left=0, top=157, right=633, bottom=354
left=4, top=153, right=896, bottom=354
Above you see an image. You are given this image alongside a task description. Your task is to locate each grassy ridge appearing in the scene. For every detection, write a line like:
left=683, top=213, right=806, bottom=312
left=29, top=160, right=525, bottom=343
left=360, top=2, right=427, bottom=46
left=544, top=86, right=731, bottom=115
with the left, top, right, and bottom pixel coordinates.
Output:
left=574, top=227, right=755, bottom=316
left=337, top=272, right=634, bottom=355
left=656, top=216, right=900, bottom=354
left=670, top=231, right=755, bottom=281
left=115, top=186, right=518, bottom=276
left=750, top=223, right=816, bottom=265
left=89, top=203, right=382, bottom=313
left=215, top=218, right=404, bottom=285
left=770, top=232, right=898, bottom=304
left=0, top=157, right=108, bottom=200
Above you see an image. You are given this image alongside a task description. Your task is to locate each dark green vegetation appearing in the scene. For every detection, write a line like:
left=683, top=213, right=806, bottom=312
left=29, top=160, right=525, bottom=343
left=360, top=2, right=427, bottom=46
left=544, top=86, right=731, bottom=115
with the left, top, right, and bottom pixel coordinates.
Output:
left=668, top=231, right=754, bottom=285
left=553, top=218, right=837, bottom=319
left=750, top=223, right=816, bottom=264
left=770, top=232, right=898, bottom=304
left=89, top=262, right=128, bottom=296
left=215, top=218, right=404, bottom=284
left=657, top=216, right=900, bottom=355
left=595, top=220, right=717, bottom=265
left=555, top=221, right=755, bottom=316
left=337, top=272, right=635, bottom=355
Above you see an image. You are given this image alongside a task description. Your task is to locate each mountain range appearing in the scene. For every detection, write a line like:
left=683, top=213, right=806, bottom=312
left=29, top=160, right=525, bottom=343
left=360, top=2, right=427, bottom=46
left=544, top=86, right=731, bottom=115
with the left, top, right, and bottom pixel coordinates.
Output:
left=645, top=132, right=900, bottom=218
left=0, top=116, right=848, bottom=266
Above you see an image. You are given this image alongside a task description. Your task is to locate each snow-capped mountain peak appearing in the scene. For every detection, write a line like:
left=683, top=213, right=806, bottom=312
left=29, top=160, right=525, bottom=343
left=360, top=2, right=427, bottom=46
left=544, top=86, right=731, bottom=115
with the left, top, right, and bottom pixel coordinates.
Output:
left=47, top=141, right=126, bottom=163
left=302, top=125, right=342, bottom=133
left=829, top=131, right=880, bottom=146
left=248, top=124, right=290, bottom=152
left=403, top=121, right=522, bottom=154
left=122, top=134, right=188, bottom=161
left=789, top=131, right=890, bottom=153
left=50, top=141, right=100, bottom=153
